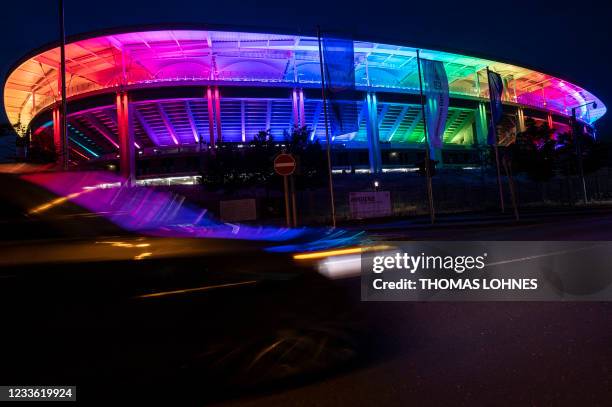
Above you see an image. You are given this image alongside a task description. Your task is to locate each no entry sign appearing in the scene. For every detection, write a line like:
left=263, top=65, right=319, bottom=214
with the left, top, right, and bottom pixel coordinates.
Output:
left=274, top=153, right=296, bottom=176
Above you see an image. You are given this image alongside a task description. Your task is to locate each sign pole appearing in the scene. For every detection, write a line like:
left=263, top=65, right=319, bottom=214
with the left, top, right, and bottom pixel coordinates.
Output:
left=290, top=175, right=298, bottom=227
left=572, top=108, right=588, bottom=203
left=283, top=175, right=291, bottom=227
left=274, top=153, right=297, bottom=227
left=317, top=25, right=337, bottom=228
left=416, top=49, right=435, bottom=224
left=487, top=66, right=505, bottom=213
left=502, top=155, right=519, bottom=221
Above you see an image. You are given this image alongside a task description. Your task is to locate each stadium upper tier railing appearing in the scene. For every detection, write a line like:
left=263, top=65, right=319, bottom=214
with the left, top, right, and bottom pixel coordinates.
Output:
left=4, top=29, right=606, bottom=129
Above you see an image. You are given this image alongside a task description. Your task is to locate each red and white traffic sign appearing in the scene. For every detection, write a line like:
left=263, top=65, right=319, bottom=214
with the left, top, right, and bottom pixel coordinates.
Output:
left=274, top=153, right=296, bottom=176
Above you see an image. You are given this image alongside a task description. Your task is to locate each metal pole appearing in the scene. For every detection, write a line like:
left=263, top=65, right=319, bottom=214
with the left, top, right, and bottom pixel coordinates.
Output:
left=290, top=175, right=298, bottom=227
left=283, top=175, right=291, bottom=227
left=58, top=0, right=68, bottom=169
left=572, top=108, right=588, bottom=203
left=502, top=155, right=519, bottom=221
left=487, top=67, right=505, bottom=213
left=494, top=145, right=505, bottom=212
left=317, top=25, right=337, bottom=228
left=416, top=49, right=435, bottom=224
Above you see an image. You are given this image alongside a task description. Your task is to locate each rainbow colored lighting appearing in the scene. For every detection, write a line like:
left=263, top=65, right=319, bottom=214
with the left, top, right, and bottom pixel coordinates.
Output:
left=4, top=29, right=605, bottom=131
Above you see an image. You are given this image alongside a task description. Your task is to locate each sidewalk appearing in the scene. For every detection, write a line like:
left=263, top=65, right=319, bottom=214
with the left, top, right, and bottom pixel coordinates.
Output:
left=340, top=205, right=612, bottom=232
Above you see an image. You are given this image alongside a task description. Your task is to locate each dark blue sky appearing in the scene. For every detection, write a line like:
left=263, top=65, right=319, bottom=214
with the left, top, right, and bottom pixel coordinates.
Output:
left=2, top=0, right=611, bottom=135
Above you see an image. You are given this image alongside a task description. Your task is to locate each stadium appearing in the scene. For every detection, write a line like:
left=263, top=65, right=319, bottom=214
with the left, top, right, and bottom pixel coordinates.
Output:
left=3, top=26, right=607, bottom=182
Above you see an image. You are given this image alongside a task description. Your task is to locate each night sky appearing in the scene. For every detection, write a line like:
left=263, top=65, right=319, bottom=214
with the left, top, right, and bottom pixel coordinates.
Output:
left=1, top=0, right=611, bottom=136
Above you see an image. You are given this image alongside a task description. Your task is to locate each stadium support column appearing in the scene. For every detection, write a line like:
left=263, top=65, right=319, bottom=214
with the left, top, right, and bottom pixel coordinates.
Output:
left=366, top=92, right=382, bottom=173
left=52, top=105, right=63, bottom=164
left=205, top=86, right=222, bottom=146
left=214, top=86, right=222, bottom=143
left=299, top=89, right=306, bottom=127
left=474, top=103, right=488, bottom=145
left=292, top=88, right=299, bottom=127
left=292, top=88, right=306, bottom=127
left=116, top=91, right=135, bottom=185
left=517, top=107, right=526, bottom=132
left=206, top=87, right=216, bottom=148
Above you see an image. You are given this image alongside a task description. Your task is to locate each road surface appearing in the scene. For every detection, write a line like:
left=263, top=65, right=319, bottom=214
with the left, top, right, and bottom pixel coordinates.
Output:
left=220, top=213, right=612, bottom=406
left=1, top=173, right=611, bottom=405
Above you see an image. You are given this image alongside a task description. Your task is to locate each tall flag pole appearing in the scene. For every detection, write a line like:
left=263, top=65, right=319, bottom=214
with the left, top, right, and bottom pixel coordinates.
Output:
left=59, top=0, right=68, bottom=169
left=502, top=154, right=520, bottom=221
left=486, top=67, right=505, bottom=213
left=317, top=26, right=337, bottom=228
left=416, top=49, right=435, bottom=224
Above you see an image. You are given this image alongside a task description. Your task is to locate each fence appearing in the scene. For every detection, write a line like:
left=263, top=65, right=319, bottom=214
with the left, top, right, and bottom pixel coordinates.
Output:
left=151, top=166, right=612, bottom=226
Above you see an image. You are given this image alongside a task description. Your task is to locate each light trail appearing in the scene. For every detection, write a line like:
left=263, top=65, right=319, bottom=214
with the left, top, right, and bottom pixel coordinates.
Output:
left=28, top=188, right=96, bottom=215
left=485, top=244, right=606, bottom=267
left=293, top=245, right=391, bottom=260
left=135, top=280, right=258, bottom=299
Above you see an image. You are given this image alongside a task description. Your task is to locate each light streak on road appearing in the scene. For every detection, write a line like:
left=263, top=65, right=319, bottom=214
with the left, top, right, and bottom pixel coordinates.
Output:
left=293, top=245, right=391, bottom=260
left=96, top=241, right=151, bottom=248
left=135, top=280, right=258, bottom=298
left=485, top=244, right=607, bottom=267
left=28, top=188, right=95, bottom=214
left=134, top=252, right=153, bottom=260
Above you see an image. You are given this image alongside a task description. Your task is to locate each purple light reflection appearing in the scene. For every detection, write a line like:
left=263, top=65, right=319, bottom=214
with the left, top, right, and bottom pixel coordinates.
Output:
left=21, top=171, right=306, bottom=242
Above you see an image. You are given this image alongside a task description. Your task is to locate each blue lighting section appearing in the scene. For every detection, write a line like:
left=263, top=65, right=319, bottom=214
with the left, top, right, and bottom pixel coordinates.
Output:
left=69, top=137, right=99, bottom=158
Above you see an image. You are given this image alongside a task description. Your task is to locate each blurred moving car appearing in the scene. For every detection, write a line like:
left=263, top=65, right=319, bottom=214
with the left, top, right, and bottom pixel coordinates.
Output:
left=0, top=170, right=369, bottom=403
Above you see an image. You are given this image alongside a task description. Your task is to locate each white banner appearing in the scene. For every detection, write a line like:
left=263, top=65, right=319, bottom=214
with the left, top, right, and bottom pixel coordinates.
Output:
left=220, top=199, right=257, bottom=222
left=349, top=191, right=391, bottom=219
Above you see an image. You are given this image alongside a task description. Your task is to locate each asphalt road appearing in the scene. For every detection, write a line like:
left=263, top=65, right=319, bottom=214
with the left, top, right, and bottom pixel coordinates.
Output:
left=360, top=207, right=612, bottom=241
left=1, top=172, right=611, bottom=406
left=219, top=213, right=612, bottom=406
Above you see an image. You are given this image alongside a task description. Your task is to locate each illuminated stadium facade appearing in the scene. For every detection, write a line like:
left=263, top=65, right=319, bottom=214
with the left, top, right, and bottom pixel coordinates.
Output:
left=4, top=27, right=607, bottom=179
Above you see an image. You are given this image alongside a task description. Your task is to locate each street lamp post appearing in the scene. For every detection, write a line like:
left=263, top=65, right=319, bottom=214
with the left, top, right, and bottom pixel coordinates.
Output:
left=58, top=0, right=68, bottom=169
left=571, top=101, right=597, bottom=204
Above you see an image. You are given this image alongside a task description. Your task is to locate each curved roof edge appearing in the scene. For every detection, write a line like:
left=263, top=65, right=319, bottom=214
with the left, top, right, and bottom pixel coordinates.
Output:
left=4, top=25, right=606, bottom=128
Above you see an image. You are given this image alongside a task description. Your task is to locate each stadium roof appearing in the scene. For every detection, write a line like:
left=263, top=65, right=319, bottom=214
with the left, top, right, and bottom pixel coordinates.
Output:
left=4, top=28, right=606, bottom=128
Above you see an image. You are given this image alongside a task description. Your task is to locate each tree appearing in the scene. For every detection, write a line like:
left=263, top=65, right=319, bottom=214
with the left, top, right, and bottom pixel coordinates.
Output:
left=556, top=130, right=605, bottom=177
left=509, top=118, right=604, bottom=183
left=201, top=129, right=279, bottom=192
left=283, top=125, right=309, bottom=153
left=253, top=129, right=273, bottom=146
left=509, top=119, right=556, bottom=182
left=198, top=126, right=326, bottom=192
left=283, top=125, right=326, bottom=189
